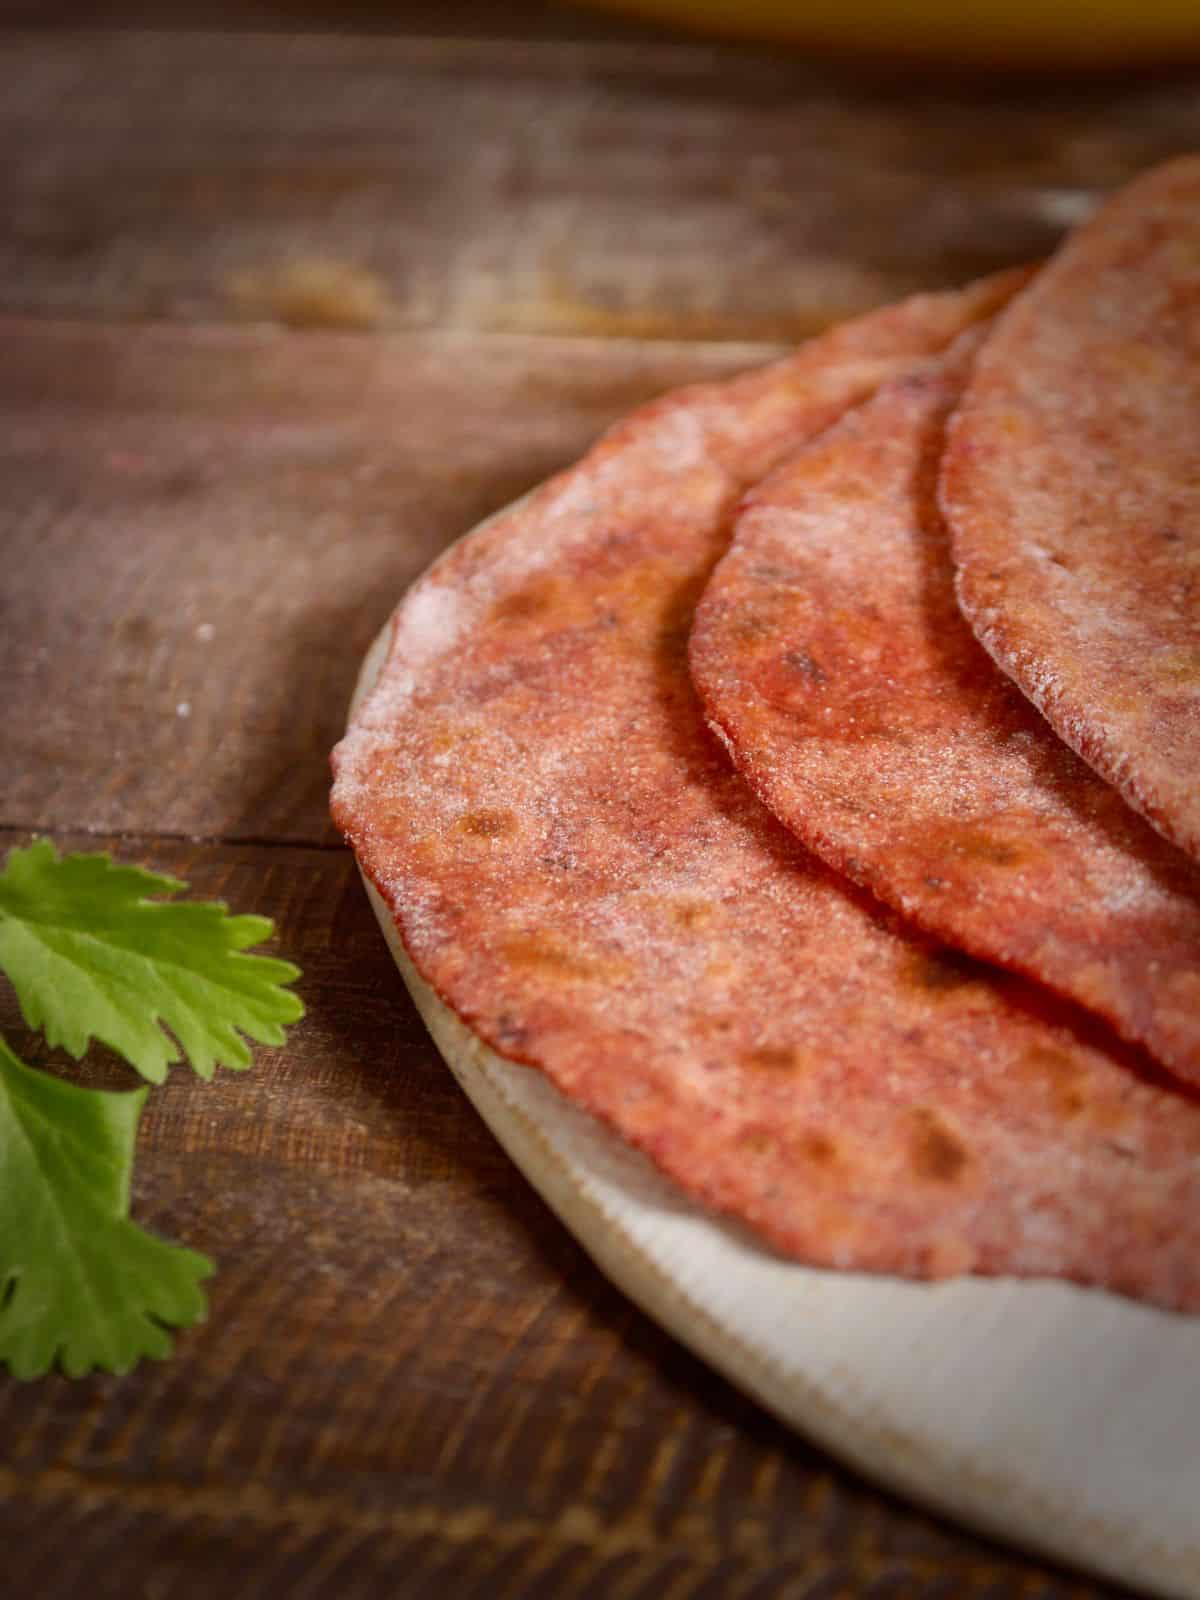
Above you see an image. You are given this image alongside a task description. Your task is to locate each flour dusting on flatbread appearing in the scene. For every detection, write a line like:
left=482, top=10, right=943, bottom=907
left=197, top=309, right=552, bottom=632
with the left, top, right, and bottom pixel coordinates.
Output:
left=941, top=156, right=1200, bottom=861
left=690, top=333, right=1200, bottom=1084
left=334, top=274, right=1200, bottom=1311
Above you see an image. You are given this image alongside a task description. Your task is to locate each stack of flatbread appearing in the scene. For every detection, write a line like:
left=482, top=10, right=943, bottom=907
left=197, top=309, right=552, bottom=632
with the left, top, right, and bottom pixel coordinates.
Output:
left=332, top=157, right=1200, bottom=1313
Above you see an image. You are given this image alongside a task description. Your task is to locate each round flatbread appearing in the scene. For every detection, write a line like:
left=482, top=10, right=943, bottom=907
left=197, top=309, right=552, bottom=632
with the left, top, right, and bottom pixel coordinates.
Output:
left=940, top=156, right=1200, bottom=862
left=689, top=333, right=1200, bottom=1085
left=332, top=277, right=1200, bottom=1310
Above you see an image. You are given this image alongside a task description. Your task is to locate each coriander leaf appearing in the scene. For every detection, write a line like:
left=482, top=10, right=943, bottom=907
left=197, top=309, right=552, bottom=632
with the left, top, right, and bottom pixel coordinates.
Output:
left=0, top=840, right=303, bottom=1084
left=0, top=1037, right=213, bottom=1379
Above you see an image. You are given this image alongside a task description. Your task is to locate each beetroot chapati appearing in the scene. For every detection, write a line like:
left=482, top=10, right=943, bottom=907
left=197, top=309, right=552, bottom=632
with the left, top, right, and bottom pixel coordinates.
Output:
left=689, top=335, right=1200, bottom=1086
left=333, top=277, right=1200, bottom=1311
left=941, top=156, right=1200, bottom=863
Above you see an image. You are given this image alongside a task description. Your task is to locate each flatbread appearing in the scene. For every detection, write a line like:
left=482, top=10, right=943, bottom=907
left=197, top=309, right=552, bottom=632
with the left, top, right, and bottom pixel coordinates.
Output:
left=689, top=335, right=1200, bottom=1085
left=940, top=155, right=1200, bottom=862
left=332, top=277, right=1200, bottom=1311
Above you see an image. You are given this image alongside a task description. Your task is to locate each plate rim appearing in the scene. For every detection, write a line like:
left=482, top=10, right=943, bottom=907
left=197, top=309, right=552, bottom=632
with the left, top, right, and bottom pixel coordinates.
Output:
left=348, top=551, right=1199, bottom=1600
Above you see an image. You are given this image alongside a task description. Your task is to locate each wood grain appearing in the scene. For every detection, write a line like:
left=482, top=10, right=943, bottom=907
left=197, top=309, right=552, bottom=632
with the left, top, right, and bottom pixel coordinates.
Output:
left=0, top=317, right=775, bottom=843
left=0, top=1, right=662, bottom=39
left=0, top=834, right=1122, bottom=1599
left=3, top=29, right=1200, bottom=341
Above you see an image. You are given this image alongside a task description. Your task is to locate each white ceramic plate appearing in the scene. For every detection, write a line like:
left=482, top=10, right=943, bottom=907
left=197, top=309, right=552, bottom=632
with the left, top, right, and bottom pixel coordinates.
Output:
left=351, top=614, right=1200, bottom=1600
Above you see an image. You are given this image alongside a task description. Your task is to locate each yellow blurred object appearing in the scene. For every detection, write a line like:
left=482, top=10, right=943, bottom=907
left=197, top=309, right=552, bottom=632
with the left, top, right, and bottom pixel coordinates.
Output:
left=569, top=0, right=1200, bottom=65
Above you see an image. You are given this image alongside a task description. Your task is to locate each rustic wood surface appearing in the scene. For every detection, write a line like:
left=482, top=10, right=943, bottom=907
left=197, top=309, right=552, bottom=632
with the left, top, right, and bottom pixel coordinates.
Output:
left=3, top=10, right=1192, bottom=1596
left=6, top=29, right=1200, bottom=341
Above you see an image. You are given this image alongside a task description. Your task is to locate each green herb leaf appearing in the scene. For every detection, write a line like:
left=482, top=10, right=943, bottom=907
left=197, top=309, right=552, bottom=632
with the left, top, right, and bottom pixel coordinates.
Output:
left=0, top=1036, right=213, bottom=1379
left=0, top=840, right=303, bottom=1084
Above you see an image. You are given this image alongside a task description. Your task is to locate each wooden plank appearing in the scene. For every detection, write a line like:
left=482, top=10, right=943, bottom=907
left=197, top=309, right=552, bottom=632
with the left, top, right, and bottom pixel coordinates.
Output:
left=4, top=30, right=1200, bottom=339
left=0, top=1, right=660, bottom=38
left=0, top=832, right=1118, bottom=1599
left=1, top=317, right=777, bottom=843
left=0, top=1, right=661, bottom=38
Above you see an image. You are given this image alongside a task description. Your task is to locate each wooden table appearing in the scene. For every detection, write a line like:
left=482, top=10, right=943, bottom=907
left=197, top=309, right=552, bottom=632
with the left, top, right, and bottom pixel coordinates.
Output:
left=4, top=11, right=1196, bottom=1595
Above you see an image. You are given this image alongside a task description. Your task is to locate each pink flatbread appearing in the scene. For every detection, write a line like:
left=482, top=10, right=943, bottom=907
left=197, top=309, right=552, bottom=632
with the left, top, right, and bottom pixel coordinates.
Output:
left=941, top=155, right=1200, bottom=862
left=690, top=335, right=1200, bottom=1085
left=333, top=277, right=1200, bottom=1311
